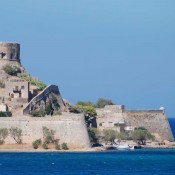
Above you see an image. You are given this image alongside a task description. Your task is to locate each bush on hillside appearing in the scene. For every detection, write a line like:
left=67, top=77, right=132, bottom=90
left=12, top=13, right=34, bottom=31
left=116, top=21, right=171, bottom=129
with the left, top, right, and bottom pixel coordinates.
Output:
left=3, top=64, right=21, bottom=76
left=76, top=101, right=94, bottom=107
left=18, top=74, right=46, bottom=90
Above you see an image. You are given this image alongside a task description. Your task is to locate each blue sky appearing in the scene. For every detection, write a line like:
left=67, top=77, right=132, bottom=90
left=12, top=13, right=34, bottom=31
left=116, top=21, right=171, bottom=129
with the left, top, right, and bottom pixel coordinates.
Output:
left=0, top=0, right=175, bottom=117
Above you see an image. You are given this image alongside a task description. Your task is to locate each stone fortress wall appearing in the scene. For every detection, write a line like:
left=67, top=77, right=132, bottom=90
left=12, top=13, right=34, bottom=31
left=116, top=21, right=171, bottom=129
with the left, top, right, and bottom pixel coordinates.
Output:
left=96, top=105, right=174, bottom=141
left=123, top=110, right=173, bottom=141
left=0, top=113, right=91, bottom=149
left=0, top=42, right=21, bottom=69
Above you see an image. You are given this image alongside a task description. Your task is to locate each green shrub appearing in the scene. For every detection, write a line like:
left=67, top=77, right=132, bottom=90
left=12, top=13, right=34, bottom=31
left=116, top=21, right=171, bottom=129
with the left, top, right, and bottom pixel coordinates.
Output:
left=30, top=110, right=46, bottom=117
left=18, top=74, right=46, bottom=90
left=42, top=127, right=55, bottom=144
left=0, top=128, right=8, bottom=144
left=0, top=111, right=12, bottom=117
left=3, top=64, right=21, bottom=76
left=95, top=98, right=114, bottom=108
left=131, top=128, right=155, bottom=145
left=32, top=139, right=42, bottom=149
left=55, top=144, right=61, bottom=150
left=76, top=101, right=94, bottom=107
left=61, top=143, right=68, bottom=150
left=42, top=143, right=48, bottom=149
left=103, top=129, right=118, bottom=143
left=9, top=127, right=22, bottom=144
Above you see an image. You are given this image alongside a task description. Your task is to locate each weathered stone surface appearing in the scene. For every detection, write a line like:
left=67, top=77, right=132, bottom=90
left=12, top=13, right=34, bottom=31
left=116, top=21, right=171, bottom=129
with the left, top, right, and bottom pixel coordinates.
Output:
left=0, top=113, right=91, bottom=149
left=0, top=42, right=21, bottom=70
left=96, top=105, right=174, bottom=141
left=123, top=110, right=173, bottom=141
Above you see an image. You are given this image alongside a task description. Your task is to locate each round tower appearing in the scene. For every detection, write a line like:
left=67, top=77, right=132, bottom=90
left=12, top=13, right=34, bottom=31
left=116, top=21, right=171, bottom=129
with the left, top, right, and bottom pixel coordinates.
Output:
left=0, top=42, right=21, bottom=69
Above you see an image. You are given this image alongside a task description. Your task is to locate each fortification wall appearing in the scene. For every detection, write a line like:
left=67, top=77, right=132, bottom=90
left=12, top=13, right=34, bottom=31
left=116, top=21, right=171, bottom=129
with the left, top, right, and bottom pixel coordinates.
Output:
left=0, top=113, right=91, bottom=149
left=0, top=42, right=21, bottom=70
left=123, top=110, right=174, bottom=141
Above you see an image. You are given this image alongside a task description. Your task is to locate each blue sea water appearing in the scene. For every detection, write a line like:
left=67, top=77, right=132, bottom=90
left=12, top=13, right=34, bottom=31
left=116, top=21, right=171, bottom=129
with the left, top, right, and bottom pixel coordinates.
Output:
left=168, top=118, right=175, bottom=139
left=0, top=150, right=175, bottom=175
left=0, top=118, right=174, bottom=175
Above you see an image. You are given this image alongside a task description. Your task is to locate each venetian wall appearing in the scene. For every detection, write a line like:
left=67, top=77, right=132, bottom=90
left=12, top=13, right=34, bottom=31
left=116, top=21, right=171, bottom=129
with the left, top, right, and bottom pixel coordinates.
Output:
left=123, top=110, right=174, bottom=141
left=0, top=113, right=91, bottom=149
left=96, top=105, right=174, bottom=141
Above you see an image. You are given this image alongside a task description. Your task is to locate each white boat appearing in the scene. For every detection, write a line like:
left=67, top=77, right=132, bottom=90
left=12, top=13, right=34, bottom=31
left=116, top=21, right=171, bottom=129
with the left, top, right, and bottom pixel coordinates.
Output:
left=113, top=143, right=134, bottom=150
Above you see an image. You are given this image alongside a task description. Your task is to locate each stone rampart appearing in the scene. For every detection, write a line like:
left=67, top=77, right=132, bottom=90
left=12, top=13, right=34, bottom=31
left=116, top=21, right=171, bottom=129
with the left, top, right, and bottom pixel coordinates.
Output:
left=0, top=113, right=91, bottom=149
left=123, top=110, right=174, bottom=141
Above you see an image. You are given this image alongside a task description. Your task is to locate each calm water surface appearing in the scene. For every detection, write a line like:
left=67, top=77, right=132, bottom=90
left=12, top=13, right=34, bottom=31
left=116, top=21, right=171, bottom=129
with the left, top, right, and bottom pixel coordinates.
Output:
left=0, top=149, right=175, bottom=175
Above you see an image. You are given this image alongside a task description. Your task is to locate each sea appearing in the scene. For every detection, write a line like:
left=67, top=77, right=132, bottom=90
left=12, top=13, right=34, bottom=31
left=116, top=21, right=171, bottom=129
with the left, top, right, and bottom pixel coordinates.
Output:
left=0, top=118, right=174, bottom=175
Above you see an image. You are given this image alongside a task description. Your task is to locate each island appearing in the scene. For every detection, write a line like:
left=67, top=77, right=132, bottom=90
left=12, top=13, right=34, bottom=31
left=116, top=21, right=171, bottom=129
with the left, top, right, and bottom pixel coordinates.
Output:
left=0, top=42, right=174, bottom=151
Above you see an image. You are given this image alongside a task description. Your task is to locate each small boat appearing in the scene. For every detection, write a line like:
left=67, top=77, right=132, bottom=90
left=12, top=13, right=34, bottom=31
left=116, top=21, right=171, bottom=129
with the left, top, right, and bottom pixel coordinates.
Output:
left=113, top=143, right=134, bottom=150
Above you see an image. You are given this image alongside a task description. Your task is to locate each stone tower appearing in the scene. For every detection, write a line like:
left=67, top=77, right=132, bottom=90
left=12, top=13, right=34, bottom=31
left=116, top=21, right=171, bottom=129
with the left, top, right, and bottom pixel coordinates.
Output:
left=0, top=42, right=21, bottom=70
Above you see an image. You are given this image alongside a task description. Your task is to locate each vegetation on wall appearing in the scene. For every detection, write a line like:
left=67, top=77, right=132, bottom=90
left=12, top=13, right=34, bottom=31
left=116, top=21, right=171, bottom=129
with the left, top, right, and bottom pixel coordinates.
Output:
left=32, top=139, right=42, bottom=149
left=0, top=111, right=12, bottom=117
left=18, top=74, right=46, bottom=90
left=70, top=105, right=97, bottom=127
left=75, top=98, right=115, bottom=109
left=3, top=64, right=21, bottom=76
left=30, top=110, right=46, bottom=117
left=0, top=128, right=8, bottom=144
left=9, top=127, right=22, bottom=144
left=30, top=94, right=61, bottom=117
left=95, top=98, right=114, bottom=108
left=42, top=126, right=55, bottom=144
left=61, top=143, right=68, bottom=150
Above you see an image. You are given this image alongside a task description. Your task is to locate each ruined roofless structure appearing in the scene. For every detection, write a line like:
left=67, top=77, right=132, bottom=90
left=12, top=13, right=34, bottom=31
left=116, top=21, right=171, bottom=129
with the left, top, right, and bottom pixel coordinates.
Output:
left=0, top=42, right=21, bottom=70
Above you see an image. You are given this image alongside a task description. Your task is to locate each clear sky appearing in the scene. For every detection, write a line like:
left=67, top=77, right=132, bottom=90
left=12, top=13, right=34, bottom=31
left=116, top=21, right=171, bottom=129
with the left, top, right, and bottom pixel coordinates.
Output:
left=0, top=0, right=175, bottom=117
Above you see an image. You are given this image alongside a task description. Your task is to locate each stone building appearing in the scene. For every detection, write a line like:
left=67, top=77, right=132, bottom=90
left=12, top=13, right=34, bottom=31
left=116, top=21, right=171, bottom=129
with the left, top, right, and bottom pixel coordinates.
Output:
left=5, top=78, right=29, bottom=103
left=0, top=42, right=21, bottom=70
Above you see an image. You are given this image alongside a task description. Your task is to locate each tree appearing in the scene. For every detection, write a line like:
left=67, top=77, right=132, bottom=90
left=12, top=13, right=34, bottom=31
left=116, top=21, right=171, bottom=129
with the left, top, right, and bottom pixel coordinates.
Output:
left=103, top=130, right=118, bottom=143
left=132, top=127, right=155, bottom=145
left=70, top=105, right=97, bottom=127
left=9, top=127, right=22, bottom=144
left=42, top=127, right=55, bottom=144
left=95, top=98, right=114, bottom=108
left=76, top=101, right=94, bottom=107
left=0, top=128, right=8, bottom=144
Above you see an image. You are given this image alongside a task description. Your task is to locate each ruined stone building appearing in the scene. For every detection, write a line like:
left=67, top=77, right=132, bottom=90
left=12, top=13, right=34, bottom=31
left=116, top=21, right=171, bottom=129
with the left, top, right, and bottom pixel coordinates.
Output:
left=0, top=42, right=66, bottom=116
